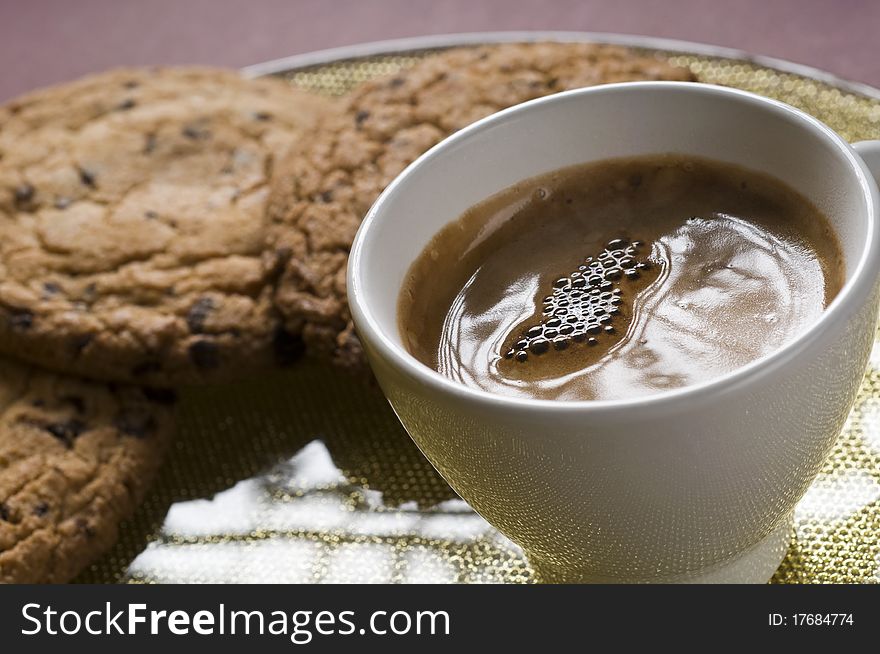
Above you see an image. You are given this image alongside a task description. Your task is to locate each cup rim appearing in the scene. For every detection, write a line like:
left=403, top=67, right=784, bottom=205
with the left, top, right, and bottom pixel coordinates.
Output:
left=348, top=81, right=880, bottom=416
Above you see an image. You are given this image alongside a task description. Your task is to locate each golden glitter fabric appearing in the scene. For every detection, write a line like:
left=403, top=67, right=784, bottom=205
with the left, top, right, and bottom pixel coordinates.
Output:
left=77, top=42, right=880, bottom=584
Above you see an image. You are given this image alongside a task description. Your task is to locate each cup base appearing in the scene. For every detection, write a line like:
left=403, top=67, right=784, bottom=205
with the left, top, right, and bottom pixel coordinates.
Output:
left=531, top=513, right=793, bottom=584
left=673, top=514, right=793, bottom=584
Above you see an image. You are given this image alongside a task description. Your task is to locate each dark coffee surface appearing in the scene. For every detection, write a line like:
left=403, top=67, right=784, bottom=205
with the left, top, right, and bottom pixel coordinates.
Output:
left=398, top=155, right=845, bottom=401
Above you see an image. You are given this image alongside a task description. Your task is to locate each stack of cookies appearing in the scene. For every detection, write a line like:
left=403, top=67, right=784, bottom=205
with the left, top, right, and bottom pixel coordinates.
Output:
left=0, top=44, right=694, bottom=583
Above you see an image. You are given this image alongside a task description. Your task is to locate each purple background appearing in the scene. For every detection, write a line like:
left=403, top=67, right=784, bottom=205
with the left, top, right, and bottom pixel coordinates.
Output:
left=1, top=0, right=878, bottom=101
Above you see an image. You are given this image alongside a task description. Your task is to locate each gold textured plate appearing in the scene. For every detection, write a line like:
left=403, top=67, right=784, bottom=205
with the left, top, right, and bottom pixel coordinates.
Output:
left=79, top=33, right=880, bottom=584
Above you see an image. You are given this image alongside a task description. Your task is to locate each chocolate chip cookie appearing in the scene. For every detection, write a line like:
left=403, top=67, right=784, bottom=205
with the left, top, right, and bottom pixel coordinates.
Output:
left=0, top=358, right=174, bottom=583
left=266, top=43, right=696, bottom=372
left=0, top=67, right=331, bottom=384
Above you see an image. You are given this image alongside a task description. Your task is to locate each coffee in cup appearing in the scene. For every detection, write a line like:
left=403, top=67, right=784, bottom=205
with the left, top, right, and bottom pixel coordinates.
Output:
left=399, top=154, right=845, bottom=401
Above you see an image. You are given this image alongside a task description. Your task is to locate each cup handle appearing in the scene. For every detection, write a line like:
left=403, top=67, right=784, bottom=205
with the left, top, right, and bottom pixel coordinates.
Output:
left=854, top=140, right=880, bottom=184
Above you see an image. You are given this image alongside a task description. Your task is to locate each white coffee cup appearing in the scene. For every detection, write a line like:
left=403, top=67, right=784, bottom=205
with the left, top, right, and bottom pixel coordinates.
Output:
left=347, top=82, right=880, bottom=583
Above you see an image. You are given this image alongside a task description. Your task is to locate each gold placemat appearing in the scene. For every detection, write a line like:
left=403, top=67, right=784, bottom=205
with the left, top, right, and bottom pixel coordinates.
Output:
left=77, top=44, right=880, bottom=584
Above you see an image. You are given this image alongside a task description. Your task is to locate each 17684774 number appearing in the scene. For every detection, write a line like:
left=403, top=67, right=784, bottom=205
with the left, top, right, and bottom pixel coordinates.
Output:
left=769, top=614, right=854, bottom=627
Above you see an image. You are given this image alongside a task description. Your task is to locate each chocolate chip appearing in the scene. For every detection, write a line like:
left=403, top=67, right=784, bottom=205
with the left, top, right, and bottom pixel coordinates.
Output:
left=143, top=133, right=157, bottom=154
left=182, top=125, right=210, bottom=140
left=45, top=419, right=87, bottom=447
left=189, top=339, right=220, bottom=369
left=273, top=327, right=304, bottom=366
left=144, top=210, right=159, bottom=219
left=186, top=297, right=214, bottom=334
left=252, top=111, right=272, bottom=121
left=43, top=282, right=60, bottom=295
left=116, top=98, right=136, bottom=111
left=76, top=517, right=96, bottom=538
left=9, top=309, right=33, bottom=331
left=14, top=183, right=34, bottom=208
left=0, top=503, right=9, bottom=521
left=389, top=77, right=405, bottom=88
left=33, top=502, right=49, bottom=517
left=271, top=247, right=292, bottom=270
left=71, top=333, right=94, bottom=356
left=78, top=167, right=96, bottom=188
left=114, top=409, right=157, bottom=439
left=320, top=190, right=334, bottom=203
left=142, top=387, right=177, bottom=405
left=123, top=80, right=139, bottom=89
left=354, top=110, right=370, bottom=126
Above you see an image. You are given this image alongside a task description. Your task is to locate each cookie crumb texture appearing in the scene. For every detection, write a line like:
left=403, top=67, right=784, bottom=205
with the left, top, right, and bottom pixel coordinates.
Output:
left=267, top=43, right=696, bottom=373
left=0, top=359, right=174, bottom=583
left=0, top=68, right=330, bottom=384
